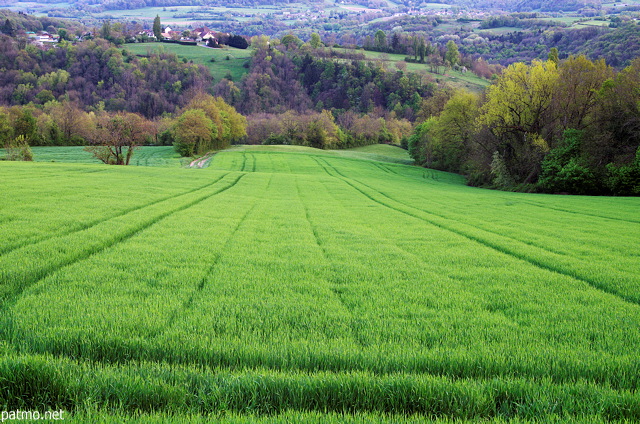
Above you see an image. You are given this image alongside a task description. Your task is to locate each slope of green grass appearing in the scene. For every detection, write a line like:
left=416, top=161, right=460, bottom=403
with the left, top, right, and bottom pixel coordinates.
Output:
left=1, top=149, right=639, bottom=422
left=335, top=48, right=490, bottom=92
left=228, top=144, right=415, bottom=165
left=123, top=43, right=251, bottom=82
left=1, top=146, right=188, bottom=167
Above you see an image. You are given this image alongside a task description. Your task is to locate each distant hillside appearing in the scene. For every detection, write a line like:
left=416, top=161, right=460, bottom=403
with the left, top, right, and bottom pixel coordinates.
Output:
left=580, top=22, right=640, bottom=67
left=367, top=0, right=601, bottom=11
left=513, top=0, right=601, bottom=12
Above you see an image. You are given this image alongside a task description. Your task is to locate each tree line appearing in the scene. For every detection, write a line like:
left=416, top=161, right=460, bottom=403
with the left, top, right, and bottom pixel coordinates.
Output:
left=0, top=93, right=245, bottom=164
left=408, top=54, right=640, bottom=195
left=223, top=37, right=437, bottom=120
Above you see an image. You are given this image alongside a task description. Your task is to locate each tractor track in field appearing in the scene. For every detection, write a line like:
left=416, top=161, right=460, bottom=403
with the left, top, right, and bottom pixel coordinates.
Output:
left=0, top=173, right=247, bottom=306
left=350, top=179, right=575, bottom=258
left=296, top=174, right=517, bottom=342
left=514, top=200, right=640, bottom=225
left=368, top=161, right=640, bottom=225
left=158, top=174, right=271, bottom=337
left=240, top=153, right=248, bottom=172
left=308, top=175, right=521, bottom=328
left=159, top=198, right=263, bottom=337
left=375, top=165, right=640, bottom=225
left=294, top=176, right=369, bottom=347
left=0, top=174, right=230, bottom=257
left=315, top=157, right=640, bottom=307
left=348, top=163, right=637, bottom=256
left=314, top=156, right=597, bottom=258
left=322, top=155, right=626, bottom=250
left=371, top=162, right=392, bottom=174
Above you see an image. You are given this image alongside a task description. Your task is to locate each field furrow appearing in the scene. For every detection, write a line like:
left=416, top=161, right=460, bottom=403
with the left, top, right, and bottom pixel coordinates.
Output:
left=517, top=199, right=640, bottom=224
left=0, top=177, right=225, bottom=257
left=0, top=173, right=246, bottom=305
left=348, top=174, right=640, bottom=305
left=156, top=176, right=271, bottom=339
left=316, top=157, right=640, bottom=305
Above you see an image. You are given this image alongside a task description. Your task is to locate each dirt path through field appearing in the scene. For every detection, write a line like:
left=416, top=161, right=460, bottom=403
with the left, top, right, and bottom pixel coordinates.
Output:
left=189, top=154, right=212, bottom=168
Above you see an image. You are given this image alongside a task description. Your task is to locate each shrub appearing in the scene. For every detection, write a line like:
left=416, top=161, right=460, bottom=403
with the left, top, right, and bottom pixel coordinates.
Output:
left=4, top=135, right=33, bottom=161
left=538, top=130, right=598, bottom=194
left=606, top=147, right=640, bottom=195
left=490, top=151, right=515, bottom=189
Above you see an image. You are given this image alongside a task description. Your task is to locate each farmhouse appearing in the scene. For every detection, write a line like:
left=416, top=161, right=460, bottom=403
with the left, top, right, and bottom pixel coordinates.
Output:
left=28, top=31, right=58, bottom=47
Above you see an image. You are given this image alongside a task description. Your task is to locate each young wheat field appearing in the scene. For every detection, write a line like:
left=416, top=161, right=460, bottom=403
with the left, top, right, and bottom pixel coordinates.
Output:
left=1, top=145, right=639, bottom=423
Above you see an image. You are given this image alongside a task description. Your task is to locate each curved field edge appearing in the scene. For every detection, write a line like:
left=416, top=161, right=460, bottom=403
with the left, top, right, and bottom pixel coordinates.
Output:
left=3, top=144, right=416, bottom=167
left=9, top=146, right=188, bottom=167
left=1, top=353, right=639, bottom=422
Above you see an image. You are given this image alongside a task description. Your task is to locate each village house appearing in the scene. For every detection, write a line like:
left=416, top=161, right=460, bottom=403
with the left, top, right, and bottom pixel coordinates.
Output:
left=137, top=30, right=156, bottom=40
left=28, top=31, right=58, bottom=47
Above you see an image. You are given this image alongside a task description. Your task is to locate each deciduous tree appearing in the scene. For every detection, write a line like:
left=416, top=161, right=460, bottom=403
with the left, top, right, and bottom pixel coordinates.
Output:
left=431, top=90, right=480, bottom=172
left=85, top=112, right=152, bottom=165
left=172, top=109, right=215, bottom=157
left=184, top=93, right=246, bottom=150
left=445, top=40, right=460, bottom=68
left=478, top=60, right=559, bottom=183
left=553, top=55, right=612, bottom=134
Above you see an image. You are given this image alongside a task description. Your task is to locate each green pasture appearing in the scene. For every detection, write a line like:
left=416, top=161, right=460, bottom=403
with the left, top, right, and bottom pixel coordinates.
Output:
left=0, top=146, right=186, bottom=167
left=538, top=16, right=583, bottom=25
left=123, top=43, right=251, bottom=82
left=94, top=6, right=199, bottom=23
left=335, top=48, right=490, bottom=92
left=0, top=1, right=71, bottom=14
left=230, top=144, right=415, bottom=166
left=574, top=19, right=612, bottom=27
left=475, top=26, right=523, bottom=35
left=1, top=145, right=639, bottom=422
left=421, top=2, right=451, bottom=8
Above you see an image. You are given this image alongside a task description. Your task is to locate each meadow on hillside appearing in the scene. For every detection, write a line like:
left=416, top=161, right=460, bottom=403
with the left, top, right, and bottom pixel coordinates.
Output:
left=123, top=43, right=251, bottom=82
left=1, top=146, right=639, bottom=422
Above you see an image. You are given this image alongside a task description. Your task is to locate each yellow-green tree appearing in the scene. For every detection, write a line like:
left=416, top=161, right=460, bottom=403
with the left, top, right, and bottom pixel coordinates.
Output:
left=554, top=55, right=612, bottom=133
left=445, top=40, right=460, bottom=68
left=478, top=60, right=559, bottom=183
left=431, top=90, right=480, bottom=172
left=182, top=94, right=246, bottom=152
left=173, top=109, right=216, bottom=157
left=309, top=32, right=322, bottom=49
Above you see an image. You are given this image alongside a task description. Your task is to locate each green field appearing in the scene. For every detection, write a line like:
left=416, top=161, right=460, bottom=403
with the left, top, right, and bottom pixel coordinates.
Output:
left=475, top=26, right=523, bottom=35
left=1, top=145, right=640, bottom=422
left=85, top=1, right=358, bottom=25
left=574, top=20, right=612, bottom=28
left=123, top=43, right=251, bottom=82
left=335, top=49, right=490, bottom=92
left=19, top=145, right=186, bottom=167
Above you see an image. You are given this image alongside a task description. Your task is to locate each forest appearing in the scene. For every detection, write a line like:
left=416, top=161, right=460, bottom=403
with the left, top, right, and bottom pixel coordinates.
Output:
left=408, top=55, right=640, bottom=195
